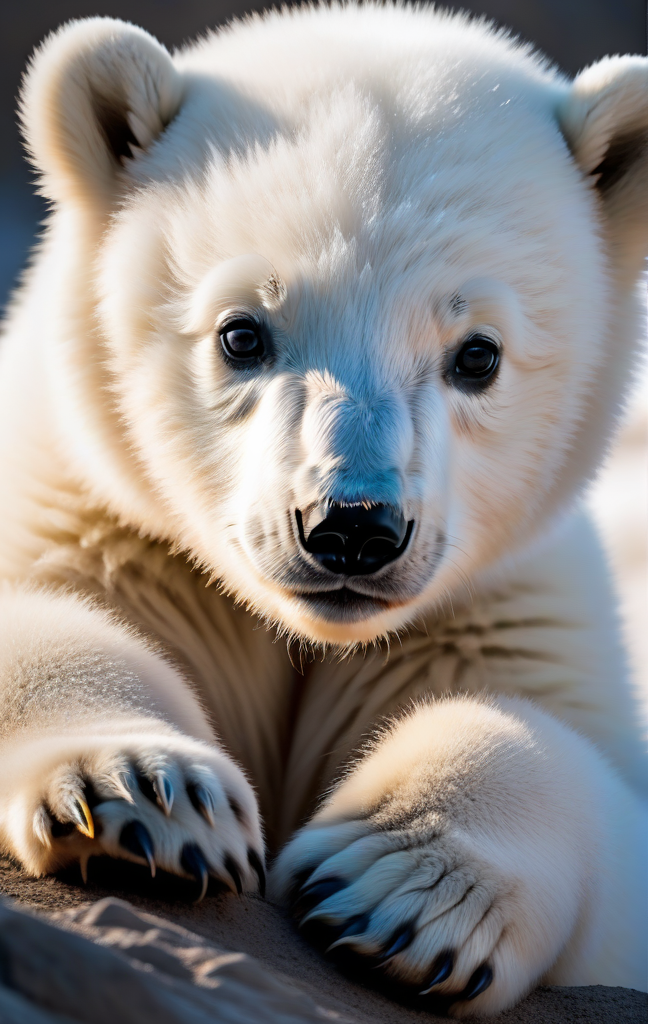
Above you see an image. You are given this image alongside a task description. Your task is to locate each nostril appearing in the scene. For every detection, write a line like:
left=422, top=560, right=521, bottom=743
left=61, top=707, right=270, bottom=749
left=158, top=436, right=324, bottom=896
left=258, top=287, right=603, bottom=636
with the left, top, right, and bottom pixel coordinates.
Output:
left=302, top=528, right=346, bottom=559
left=296, top=504, right=414, bottom=576
left=358, top=536, right=398, bottom=569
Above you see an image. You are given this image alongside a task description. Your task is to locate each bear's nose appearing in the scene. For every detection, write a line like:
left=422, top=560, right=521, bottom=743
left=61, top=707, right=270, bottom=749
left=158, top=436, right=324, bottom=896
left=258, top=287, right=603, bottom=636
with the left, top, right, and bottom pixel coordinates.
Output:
left=296, top=503, right=413, bottom=576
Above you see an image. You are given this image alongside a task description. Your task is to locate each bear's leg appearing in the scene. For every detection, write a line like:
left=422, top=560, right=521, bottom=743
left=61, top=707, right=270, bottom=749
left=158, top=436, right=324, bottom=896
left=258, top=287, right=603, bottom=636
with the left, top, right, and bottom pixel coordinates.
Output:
left=271, top=696, right=646, bottom=1016
left=0, top=586, right=264, bottom=895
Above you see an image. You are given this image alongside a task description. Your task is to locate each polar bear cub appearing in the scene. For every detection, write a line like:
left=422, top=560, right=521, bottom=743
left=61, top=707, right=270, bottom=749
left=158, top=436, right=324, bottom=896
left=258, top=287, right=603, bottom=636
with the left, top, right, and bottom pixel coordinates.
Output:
left=0, top=4, right=646, bottom=1016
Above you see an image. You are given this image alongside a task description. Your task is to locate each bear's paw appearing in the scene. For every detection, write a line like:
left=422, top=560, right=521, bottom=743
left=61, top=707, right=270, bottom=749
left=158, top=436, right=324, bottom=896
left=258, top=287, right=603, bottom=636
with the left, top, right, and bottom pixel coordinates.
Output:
left=271, top=816, right=564, bottom=1018
left=3, top=730, right=265, bottom=900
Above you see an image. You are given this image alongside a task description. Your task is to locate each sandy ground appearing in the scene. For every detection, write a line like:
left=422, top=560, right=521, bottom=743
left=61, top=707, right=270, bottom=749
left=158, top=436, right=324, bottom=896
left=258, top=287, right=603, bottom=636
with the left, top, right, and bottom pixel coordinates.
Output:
left=1, top=854, right=646, bottom=1023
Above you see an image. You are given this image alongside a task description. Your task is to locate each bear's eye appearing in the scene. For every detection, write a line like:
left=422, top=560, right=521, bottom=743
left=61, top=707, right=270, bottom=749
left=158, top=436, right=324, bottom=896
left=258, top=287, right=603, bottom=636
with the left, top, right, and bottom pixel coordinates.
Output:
left=219, top=317, right=265, bottom=365
left=450, top=335, right=500, bottom=386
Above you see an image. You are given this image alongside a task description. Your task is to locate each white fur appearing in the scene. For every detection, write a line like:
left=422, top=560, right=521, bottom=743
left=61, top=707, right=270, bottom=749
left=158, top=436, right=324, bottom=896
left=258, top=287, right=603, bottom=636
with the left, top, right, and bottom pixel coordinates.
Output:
left=272, top=697, right=647, bottom=1008
left=0, top=4, right=646, bottom=1015
left=0, top=587, right=262, bottom=884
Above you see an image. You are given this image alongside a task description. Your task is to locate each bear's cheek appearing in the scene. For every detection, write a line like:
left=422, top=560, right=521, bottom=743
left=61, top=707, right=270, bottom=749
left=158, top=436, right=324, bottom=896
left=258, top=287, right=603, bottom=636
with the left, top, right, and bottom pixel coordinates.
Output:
left=441, top=379, right=571, bottom=571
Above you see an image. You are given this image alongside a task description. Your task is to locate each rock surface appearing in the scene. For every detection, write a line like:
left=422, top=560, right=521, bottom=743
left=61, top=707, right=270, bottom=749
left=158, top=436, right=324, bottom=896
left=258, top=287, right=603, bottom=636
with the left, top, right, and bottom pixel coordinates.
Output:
left=0, top=856, right=645, bottom=1024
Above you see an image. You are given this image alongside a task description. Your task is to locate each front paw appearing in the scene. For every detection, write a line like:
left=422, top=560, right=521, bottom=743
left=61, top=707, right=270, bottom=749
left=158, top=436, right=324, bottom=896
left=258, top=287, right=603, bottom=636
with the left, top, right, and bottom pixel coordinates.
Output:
left=1, top=726, right=265, bottom=900
left=272, top=821, right=509, bottom=1015
left=270, top=698, right=597, bottom=1017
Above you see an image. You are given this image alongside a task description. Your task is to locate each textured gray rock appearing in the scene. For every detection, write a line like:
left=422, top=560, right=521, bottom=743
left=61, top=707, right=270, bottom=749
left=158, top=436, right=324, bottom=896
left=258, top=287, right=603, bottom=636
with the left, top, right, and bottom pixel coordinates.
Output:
left=0, top=898, right=346, bottom=1023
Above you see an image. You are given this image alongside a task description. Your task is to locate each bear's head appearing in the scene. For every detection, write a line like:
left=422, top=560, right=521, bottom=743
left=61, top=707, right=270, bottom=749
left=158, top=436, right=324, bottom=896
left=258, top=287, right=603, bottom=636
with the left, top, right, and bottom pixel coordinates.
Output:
left=19, top=9, right=648, bottom=645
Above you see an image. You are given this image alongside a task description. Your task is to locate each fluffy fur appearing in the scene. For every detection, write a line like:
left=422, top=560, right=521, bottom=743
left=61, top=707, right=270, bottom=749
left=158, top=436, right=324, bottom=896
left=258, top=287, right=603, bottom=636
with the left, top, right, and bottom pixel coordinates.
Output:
left=0, top=5, right=646, bottom=1015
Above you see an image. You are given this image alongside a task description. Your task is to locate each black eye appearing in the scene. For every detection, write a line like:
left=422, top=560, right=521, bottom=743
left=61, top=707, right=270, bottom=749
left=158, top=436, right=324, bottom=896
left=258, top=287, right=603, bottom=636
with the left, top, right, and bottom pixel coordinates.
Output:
left=451, top=335, right=500, bottom=385
left=219, top=318, right=265, bottom=365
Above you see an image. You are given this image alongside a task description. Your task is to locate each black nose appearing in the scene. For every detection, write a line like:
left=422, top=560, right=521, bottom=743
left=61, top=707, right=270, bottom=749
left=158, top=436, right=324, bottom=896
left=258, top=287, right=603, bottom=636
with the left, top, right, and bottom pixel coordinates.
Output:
left=297, top=503, right=413, bottom=576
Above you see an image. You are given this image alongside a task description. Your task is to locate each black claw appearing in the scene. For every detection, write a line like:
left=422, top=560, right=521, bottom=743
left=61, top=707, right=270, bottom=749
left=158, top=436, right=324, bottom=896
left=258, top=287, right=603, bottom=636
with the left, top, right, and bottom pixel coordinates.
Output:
left=287, top=865, right=317, bottom=903
left=186, top=781, right=214, bottom=826
left=461, top=963, right=494, bottom=1001
left=300, top=876, right=347, bottom=905
left=380, top=923, right=415, bottom=961
left=294, top=877, right=348, bottom=921
left=420, top=950, right=454, bottom=994
left=155, top=774, right=174, bottom=816
left=134, top=767, right=158, bottom=807
left=181, top=842, right=209, bottom=901
left=224, top=855, right=243, bottom=895
left=248, top=848, right=266, bottom=898
left=119, top=821, right=156, bottom=877
left=339, top=912, right=372, bottom=940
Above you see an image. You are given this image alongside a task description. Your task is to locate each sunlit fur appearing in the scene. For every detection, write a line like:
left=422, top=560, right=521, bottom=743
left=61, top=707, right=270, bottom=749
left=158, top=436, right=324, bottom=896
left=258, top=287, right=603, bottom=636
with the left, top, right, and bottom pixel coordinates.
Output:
left=0, top=5, right=646, bottom=1015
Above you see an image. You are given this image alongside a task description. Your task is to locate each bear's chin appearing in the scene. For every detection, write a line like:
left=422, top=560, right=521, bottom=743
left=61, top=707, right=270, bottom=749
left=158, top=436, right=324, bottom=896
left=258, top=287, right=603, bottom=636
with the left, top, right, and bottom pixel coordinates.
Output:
left=272, top=589, right=415, bottom=647
left=294, top=588, right=392, bottom=623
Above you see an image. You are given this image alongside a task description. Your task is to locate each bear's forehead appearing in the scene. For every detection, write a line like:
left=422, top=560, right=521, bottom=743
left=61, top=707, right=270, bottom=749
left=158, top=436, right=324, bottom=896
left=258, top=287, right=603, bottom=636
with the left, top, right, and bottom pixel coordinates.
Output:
left=157, top=5, right=567, bottom=252
left=176, top=4, right=557, bottom=126
left=152, top=88, right=579, bottom=296
left=115, top=21, right=596, bottom=342
left=168, top=53, right=562, bottom=203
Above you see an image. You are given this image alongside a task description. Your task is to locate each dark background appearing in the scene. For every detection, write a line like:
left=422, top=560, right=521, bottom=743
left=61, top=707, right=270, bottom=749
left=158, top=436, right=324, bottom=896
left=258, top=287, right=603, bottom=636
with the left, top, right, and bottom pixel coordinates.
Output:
left=0, top=0, right=645, bottom=310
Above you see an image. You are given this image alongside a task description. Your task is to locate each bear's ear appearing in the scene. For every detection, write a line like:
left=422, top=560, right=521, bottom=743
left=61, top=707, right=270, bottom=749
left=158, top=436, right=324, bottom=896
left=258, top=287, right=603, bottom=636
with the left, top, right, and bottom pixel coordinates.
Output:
left=558, top=56, right=648, bottom=278
left=19, top=18, right=183, bottom=206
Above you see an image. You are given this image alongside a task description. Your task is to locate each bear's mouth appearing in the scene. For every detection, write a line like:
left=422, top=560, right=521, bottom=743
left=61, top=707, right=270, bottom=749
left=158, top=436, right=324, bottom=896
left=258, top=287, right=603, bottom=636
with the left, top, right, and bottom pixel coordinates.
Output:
left=293, top=587, right=391, bottom=622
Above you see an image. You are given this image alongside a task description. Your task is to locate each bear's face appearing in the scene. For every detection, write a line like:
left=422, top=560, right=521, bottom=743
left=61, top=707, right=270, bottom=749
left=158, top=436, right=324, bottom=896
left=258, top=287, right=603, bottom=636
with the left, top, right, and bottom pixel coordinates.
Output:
left=97, top=91, right=606, bottom=645
left=20, top=13, right=648, bottom=646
